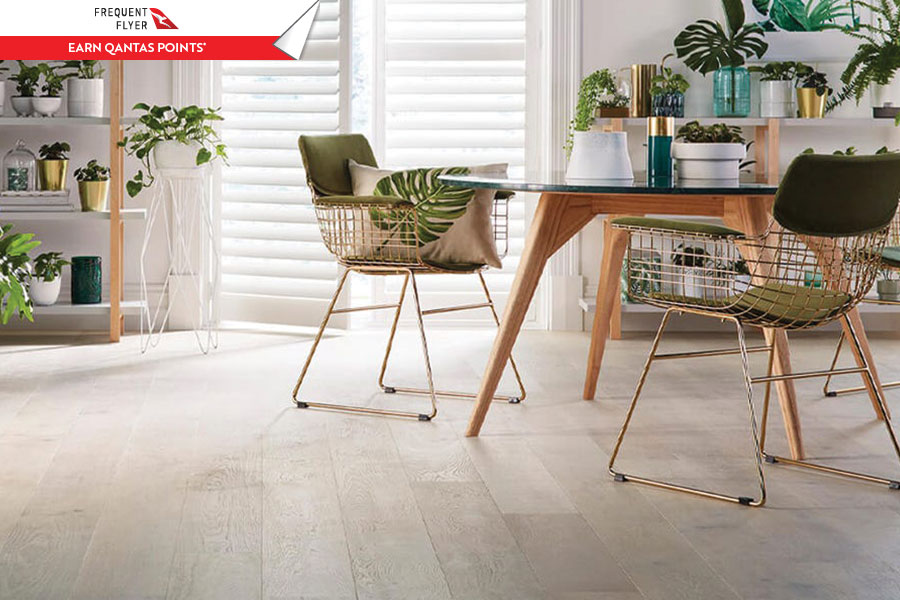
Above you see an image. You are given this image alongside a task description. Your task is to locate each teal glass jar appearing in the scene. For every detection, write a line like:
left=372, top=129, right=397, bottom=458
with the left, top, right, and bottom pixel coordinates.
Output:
left=71, top=256, right=102, bottom=304
left=713, top=67, right=751, bottom=117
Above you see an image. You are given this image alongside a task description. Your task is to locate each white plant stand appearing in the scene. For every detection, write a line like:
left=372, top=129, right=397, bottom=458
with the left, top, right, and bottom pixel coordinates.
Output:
left=140, top=167, right=219, bottom=354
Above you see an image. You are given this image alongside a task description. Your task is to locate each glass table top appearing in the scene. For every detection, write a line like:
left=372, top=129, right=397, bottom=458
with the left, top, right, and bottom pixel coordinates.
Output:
left=439, top=172, right=778, bottom=195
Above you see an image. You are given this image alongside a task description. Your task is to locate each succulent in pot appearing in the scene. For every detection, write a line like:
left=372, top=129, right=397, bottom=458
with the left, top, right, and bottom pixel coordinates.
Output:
left=29, top=251, right=69, bottom=307
left=749, top=61, right=810, bottom=118
left=32, top=62, right=72, bottom=117
left=650, top=54, right=690, bottom=118
left=8, top=61, right=40, bottom=117
left=119, top=103, right=228, bottom=198
left=37, top=142, right=70, bottom=191
left=62, top=60, right=105, bottom=118
left=74, top=159, right=111, bottom=212
left=0, top=224, right=41, bottom=323
left=672, top=121, right=748, bottom=180
left=796, top=68, right=830, bottom=118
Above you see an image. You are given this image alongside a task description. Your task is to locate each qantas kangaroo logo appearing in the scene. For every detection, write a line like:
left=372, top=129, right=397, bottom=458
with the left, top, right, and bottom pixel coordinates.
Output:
left=149, top=8, right=177, bottom=29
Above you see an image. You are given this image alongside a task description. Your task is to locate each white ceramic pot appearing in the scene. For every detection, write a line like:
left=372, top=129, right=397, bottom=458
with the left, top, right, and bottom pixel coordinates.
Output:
left=32, top=97, right=62, bottom=117
left=67, top=78, right=104, bottom=117
left=10, top=96, right=32, bottom=117
left=565, top=131, right=633, bottom=181
left=29, top=277, right=61, bottom=306
left=760, top=80, right=794, bottom=118
left=153, top=141, right=203, bottom=170
left=672, top=142, right=746, bottom=180
left=871, top=78, right=900, bottom=107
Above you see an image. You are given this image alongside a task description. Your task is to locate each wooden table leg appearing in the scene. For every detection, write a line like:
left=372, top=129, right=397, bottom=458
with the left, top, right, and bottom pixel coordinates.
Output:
left=583, top=222, right=629, bottom=400
left=465, top=193, right=593, bottom=437
left=724, top=196, right=804, bottom=460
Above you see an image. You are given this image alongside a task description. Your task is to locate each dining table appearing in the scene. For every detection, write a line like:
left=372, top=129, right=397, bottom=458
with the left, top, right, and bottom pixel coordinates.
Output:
left=439, top=173, right=889, bottom=461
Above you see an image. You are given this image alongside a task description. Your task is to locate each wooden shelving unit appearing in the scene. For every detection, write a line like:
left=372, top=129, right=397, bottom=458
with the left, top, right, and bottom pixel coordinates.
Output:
left=0, top=60, right=135, bottom=342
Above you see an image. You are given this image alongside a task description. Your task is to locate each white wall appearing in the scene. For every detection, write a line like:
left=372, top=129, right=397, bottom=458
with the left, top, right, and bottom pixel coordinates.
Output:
left=579, top=0, right=900, bottom=332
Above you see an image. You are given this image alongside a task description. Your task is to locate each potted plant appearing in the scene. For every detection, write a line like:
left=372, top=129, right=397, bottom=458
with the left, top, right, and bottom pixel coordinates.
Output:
left=877, top=269, right=900, bottom=301
left=749, top=61, right=810, bottom=118
left=650, top=54, right=690, bottom=117
left=8, top=61, right=40, bottom=117
left=831, top=0, right=900, bottom=114
left=119, top=103, right=228, bottom=198
left=0, top=224, right=40, bottom=324
left=74, top=159, right=110, bottom=211
left=62, top=60, right=105, bottom=117
left=37, top=142, right=70, bottom=191
left=672, top=121, right=747, bottom=180
left=33, top=62, right=72, bottom=117
left=674, top=0, right=768, bottom=117
left=29, top=252, right=69, bottom=306
left=671, top=244, right=711, bottom=298
left=0, top=61, right=9, bottom=116
left=796, top=69, right=830, bottom=118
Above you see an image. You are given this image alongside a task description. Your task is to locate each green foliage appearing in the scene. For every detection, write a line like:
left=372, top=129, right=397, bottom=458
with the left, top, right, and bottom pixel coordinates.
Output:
left=676, top=121, right=746, bottom=143
left=672, top=245, right=709, bottom=268
left=371, top=167, right=474, bottom=247
left=748, top=60, right=812, bottom=81
left=832, top=0, right=900, bottom=107
left=674, top=0, right=769, bottom=74
left=565, top=69, right=628, bottom=156
left=32, top=252, right=69, bottom=283
left=37, top=62, right=74, bottom=97
left=119, top=104, right=228, bottom=198
left=9, top=61, right=40, bottom=97
left=60, top=60, right=104, bottom=79
left=38, top=142, right=70, bottom=161
left=797, top=69, right=831, bottom=95
left=751, top=0, right=854, bottom=32
left=74, top=159, right=110, bottom=182
left=651, top=54, right=691, bottom=95
left=0, top=224, right=40, bottom=324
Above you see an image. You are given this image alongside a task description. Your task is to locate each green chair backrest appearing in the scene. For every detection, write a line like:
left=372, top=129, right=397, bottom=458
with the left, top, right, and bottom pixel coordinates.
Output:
left=774, top=153, right=900, bottom=237
left=298, top=134, right=378, bottom=197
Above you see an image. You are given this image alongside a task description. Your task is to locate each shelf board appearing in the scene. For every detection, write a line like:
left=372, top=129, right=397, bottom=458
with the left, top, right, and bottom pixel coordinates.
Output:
left=0, top=116, right=111, bottom=126
left=598, top=117, right=899, bottom=128
left=0, top=208, right=146, bottom=221
left=32, top=300, right=145, bottom=316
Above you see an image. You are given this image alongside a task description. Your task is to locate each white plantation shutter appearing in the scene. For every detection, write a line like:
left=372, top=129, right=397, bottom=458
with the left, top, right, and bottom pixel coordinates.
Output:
left=377, top=0, right=528, bottom=323
left=219, top=0, right=349, bottom=326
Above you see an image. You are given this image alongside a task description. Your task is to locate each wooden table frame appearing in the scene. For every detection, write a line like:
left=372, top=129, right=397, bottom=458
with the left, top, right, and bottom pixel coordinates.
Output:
left=466, top=191, right=887, bottom=461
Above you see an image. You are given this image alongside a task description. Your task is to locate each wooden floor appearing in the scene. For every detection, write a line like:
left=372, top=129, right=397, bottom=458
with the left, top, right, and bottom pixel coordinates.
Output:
left=1, top=326, right=900, bottom=599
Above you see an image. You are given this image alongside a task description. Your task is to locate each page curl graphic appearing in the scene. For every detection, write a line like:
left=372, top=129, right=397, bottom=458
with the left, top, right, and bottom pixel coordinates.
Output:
left=274, top=1, right=321, bottom=59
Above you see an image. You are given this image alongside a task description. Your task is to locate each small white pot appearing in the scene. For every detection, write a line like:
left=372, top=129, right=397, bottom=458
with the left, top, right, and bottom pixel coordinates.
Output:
left=678, top=267, right=712, bottom=299
left=760, top=80, right=794, bottom=118
left=32, top=97, right=62, bottom=117
left=11, top=96, right=32, bottom=117
left=29, top=277, right=61, bottom=306
left=672, top=142, right=746, bottom=180
left=877, top=279, right=900, bottom=301
left=565, top=131, right=633, bottom=181
left=67, top=78, right=104, bottom=117
left=153, top=141, right=203, bottom=170
left=871, top=78, right=900, bottom=107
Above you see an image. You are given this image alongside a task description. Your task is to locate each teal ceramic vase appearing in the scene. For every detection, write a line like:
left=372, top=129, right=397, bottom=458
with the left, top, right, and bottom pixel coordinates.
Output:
left=71, top=256, right=102, bottom=304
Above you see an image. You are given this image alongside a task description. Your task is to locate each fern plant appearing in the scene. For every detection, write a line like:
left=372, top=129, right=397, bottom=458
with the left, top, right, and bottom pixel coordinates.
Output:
left=831, top=0, right=900, bottom=107
left=565, top=69, right=628, bottom=157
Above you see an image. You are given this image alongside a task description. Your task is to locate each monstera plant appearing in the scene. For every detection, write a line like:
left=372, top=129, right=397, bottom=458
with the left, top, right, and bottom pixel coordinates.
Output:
left=749, top=0, right=855, bottom=32
left=0, top=224, right=40, bottom=324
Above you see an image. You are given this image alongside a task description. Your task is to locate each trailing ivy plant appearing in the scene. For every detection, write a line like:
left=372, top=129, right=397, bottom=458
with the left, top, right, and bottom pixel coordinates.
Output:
left=565, top=69, right=628, bottom=157
left=119, top=103, right=228, bottom=198
left=650, top=54, right=691, bottom=96
left=9, top=61, right=40, bottom=97
left=749, top=0, right=855, bottom=32
left=676, top=121, right=746, bottom=143
left=60, top=60, right=104, bottom=79
left=748, top=60, right=812, bottom=81
left=38, top=142, right=70, bottom=161
left=32, top=252, right=69, bottom=283
left=74, top=160, right=110, bottom=182
left=0, top=224, right=40, bottom=324
left=674, top=0, right=769, bottom=75
left=37, top=62, right=73, bottom=97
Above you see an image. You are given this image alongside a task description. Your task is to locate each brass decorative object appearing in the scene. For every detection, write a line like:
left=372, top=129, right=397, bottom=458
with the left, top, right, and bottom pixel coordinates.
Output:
left=78, top=180, right=109, bottom=212
left=37, top=159, right=68, bottom=191
left=630, top=64, right=657, bottom=118
left=796, top=88, right=826, bottom=118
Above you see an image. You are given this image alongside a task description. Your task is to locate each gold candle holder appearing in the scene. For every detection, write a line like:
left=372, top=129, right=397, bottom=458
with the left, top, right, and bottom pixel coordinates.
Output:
left=630, top=64, right=658, bottom=118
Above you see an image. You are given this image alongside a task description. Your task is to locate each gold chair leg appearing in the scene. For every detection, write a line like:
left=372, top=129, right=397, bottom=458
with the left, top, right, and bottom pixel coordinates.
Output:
left=292, top=269, right=436, bottom=421
left=409, top=272, right=438, bottom=420
left=763, top=314, right=900, bottom=490
left=378, top=271, right=527, bottom=404
left=823, top=330, right=900, bottom=397
left=609, top=309, right=767, bottom=507
left=377, top=272, right=410, bottom=392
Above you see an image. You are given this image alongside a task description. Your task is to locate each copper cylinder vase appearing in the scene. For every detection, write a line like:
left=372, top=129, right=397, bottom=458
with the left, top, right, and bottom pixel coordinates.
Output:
left=37, top=159, right=68, bottom=191
left=630, top=64, right=658, bottom=118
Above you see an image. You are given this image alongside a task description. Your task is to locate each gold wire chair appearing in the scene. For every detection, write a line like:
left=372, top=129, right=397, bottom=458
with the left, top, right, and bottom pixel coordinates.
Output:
left=291, top=134, right=525, bottom=421
left=608, top=153, right=900, bottom=506
left=823, top=208, right=900, bottom=398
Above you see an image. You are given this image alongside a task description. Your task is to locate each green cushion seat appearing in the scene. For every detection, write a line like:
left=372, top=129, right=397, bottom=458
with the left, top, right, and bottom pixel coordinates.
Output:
left=611, top=217, right=743, bottom=237
left=881, top=246, right=900, bottom=269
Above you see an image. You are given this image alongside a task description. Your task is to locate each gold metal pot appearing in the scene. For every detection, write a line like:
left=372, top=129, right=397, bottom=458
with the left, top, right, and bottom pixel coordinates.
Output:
left=37, top=159, right=68, bottom=191
left=78, top=180, right=109, bottom=212
left=630, top=64, right=658, bottom=118
left=796, top=88, right=827, bottom=118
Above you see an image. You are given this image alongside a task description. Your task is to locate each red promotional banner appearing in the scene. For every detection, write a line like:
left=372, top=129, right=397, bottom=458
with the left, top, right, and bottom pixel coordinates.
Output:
left=0, top=36, right=291, bottom=60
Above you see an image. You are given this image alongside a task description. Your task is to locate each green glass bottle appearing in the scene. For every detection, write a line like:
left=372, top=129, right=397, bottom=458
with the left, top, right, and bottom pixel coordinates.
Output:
left=647, top=116, right=674, bottom=181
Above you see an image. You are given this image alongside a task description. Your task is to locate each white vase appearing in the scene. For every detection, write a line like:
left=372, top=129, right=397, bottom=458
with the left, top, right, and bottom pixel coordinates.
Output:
left=153, top=141, right=203, bottom=170
left=760, top=80, right=794, bottom=118
left=565, top=131, right=633, bottom=181
left=30, top=277, right=61, bottom=306
left=32, top=97, right=62, bottom=117
left=871, top=78, right=900, bottom=107
left=11, top=96, right=32, bottom=117
left=676, top=267, right=712, bottom=299
left=672, top=142, right=745, bottom=180
left=67, top=78, right=104, bottom=117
